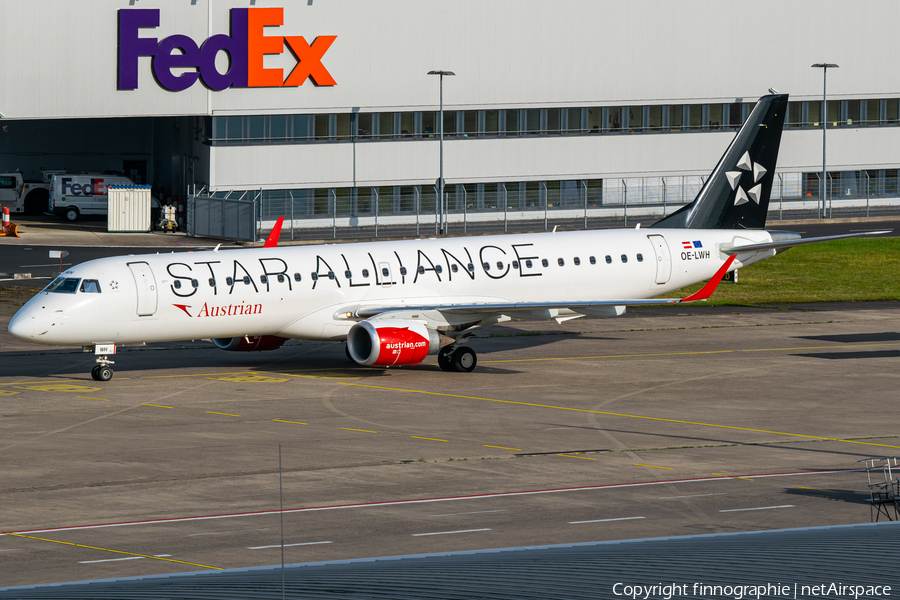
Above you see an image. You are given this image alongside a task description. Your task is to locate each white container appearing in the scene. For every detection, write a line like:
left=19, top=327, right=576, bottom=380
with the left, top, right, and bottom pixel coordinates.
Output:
left=107, top=185, right=152, bottom=232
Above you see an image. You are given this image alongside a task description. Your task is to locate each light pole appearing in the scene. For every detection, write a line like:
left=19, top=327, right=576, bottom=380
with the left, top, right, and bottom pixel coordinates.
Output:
left=427, top=70, right=455, bottom=234
left=811, top=63, right=838, bottom=218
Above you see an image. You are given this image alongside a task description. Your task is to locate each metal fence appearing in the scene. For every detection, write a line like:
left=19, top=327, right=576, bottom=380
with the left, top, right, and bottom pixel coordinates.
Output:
left=187, top=195, right=258, bottom=242
left=189, top=169, right=900, bottom=242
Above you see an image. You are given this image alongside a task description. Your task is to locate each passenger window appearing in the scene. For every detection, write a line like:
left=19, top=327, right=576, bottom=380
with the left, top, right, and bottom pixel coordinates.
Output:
left=226, top=277, right=234, bottom=286
left=327, top=271, right=335, bottom=280
left=417, top=266, right=425, bottom=274
left=435, top=265, right=443, bottom=273
left=605, top=255, right=612, bottom=264
left=260, top=275, right=268, bottom=284
left=526, top=260, right=533, bottom=268
left=637, top=254, right=643, bottom=262
left=277, top=274, right=285, bottom=283
left=345, top=270, right=352, bottom=278
left=621, top=254, right=628, bottom=263
left=243, top=276, right=251, bottom=284
left=399, top=267, right=407, bottom=276
left=512, top=261, right=519, bottom=269
left=311, top=272, right=318, bottom=281
left=496, top=261, right=504, bottom=270
left=589, top=256, right=596, bottom=265
left=173, top=280, right=182, bottom=289
left=574, top=257, right=581, bottom=266
left=482, top=262, right=490, bottom=271
left=80, top=279, right=101, bottom=293
left=558, top=258, right=565, bottom=266
left=362, top=269, right=370, bottom=278
left=450, top=264, right=459, bottom=273
left=192, top=279, right=199, bottom=288
left=293, top=273, right=301, bottom=282
left=382, top=268, right=389, bottom=277
left=467, top=263, right=475, bottom=272
left=209, top=278, right=216, bottom=287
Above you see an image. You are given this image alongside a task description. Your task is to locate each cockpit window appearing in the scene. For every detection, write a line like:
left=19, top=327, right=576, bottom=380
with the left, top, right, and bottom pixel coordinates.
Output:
left=45, top=277, right=81, bottom=294
left=80, top=279, right=101, bottom=293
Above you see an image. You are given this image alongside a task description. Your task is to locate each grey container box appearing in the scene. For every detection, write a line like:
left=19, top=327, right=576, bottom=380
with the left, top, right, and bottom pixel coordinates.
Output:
left=107, top=185, right=152, bottom=232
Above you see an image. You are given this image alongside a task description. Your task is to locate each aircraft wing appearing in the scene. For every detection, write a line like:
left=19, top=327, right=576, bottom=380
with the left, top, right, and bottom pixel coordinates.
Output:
left=720, top=230, right=892, bottom=254
left=348, top=256, right=736, bottom=320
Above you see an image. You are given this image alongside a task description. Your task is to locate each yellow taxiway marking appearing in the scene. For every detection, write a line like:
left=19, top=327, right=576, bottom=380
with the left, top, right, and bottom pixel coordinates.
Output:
left=273, top=419, right=307, bottom=425
left=142, top=404, right=173, bottom=409
left=209, top=374, right=289, bottom=383
left=140, top=371, right=256, bottom=380
left=714, top=473, right=755, bottom=481
left=0, top=531, right=220, bottom=570
left=0, top=380, right=83, bottom=386
left=794, top=486, right=834, bottom=493
left=635, top=463, right=674, bottom=470
left=14, top=384, right=101, bottom=393
left=484, top=445, right=523, bottom=451
left=558, top=454, right=597, bottom=460
left=206, top=411, right=240, bottom=417
left=412, top=436, right=449, bottom=442
left=342, top=427, right=377, bottom=433
left=0, top=390, right=21, bottom=396
left=336, top=382, right=900, bottom=450
left=479, top=341, right=900, bottom=364
left=77, top=396, right=109, bottom=401
left=285, top=371, right=363, bottom=380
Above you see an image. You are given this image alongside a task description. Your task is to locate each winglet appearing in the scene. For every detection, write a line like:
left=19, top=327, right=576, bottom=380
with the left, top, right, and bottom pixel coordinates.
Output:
left=681, top=255, right=737, bottom=303
left=263, top=217, right=285, bottom=248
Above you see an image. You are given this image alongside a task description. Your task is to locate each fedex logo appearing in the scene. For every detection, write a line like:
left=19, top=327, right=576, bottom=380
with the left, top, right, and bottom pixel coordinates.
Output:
left=117, top=8, right=336, bottom=92
left=60, top=178, right=106, bottom=196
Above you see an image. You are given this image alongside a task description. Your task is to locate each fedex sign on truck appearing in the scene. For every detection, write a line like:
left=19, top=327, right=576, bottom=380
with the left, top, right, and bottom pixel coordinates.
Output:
left=118, top=8, right=336, bottom=91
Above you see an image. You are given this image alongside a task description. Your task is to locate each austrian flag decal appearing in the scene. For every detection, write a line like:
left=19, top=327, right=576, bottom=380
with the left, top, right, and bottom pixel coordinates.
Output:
left=682, top=241, right=703, bottom=249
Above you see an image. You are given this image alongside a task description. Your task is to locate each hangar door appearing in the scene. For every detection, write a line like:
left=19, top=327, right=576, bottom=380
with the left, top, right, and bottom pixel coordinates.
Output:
left=127, top=261, right=158, bottom=316
left=647, top=235, right=672, bottom=284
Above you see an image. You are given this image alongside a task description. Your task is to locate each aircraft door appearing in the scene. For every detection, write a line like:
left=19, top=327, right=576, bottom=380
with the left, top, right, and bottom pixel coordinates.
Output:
left=127, top=261, right=158, bottom=316
left=647, top=235, right=672, bottom=284
left=378, top=262, right=394, bottom=286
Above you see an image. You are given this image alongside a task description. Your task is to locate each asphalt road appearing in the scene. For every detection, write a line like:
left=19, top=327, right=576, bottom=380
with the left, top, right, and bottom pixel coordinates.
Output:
left=1, top=301, right=898, bottom=587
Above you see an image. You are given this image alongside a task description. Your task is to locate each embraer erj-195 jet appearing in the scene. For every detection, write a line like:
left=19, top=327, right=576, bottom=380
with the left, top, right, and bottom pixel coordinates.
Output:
left=7, top=94, right=887, bottom=380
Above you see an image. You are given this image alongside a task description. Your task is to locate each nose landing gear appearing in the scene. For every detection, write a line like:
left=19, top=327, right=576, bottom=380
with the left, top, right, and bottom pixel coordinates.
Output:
left=91, top=356, right=115, bottom=381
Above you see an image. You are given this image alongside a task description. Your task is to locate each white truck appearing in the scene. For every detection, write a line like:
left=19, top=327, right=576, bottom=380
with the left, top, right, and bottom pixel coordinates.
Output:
left=49, top=174, right=162, bottom=223
left=0, top=169, right=66, bottom=215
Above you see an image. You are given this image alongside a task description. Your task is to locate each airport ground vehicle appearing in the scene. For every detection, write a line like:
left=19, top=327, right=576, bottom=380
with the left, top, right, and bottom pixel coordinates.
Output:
left=0, top=169, right=66, bottom=215
left=49, top=174, right=162, bottom=223
left=8, top=94, right=889, bottom=381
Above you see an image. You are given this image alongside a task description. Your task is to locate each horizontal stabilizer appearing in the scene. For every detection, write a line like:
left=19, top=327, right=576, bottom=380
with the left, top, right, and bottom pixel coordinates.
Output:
left=721, top=230, right=892, bottom=254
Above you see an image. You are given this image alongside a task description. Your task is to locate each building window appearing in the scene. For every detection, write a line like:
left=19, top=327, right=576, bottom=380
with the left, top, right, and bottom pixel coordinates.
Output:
left=647, top=105, right=663, bottom=132
left=484, top=110, right=500, bottom=135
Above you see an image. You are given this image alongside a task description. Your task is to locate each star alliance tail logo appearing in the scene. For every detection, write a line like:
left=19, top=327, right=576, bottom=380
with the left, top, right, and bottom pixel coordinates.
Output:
left=726, top=151, right=767, bottom=206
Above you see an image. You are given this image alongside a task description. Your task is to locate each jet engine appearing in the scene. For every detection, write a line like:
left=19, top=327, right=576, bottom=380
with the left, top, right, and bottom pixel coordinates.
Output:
left=346, top=319, right=440, bottom=367
left=211, top=335, right=289, bottom=352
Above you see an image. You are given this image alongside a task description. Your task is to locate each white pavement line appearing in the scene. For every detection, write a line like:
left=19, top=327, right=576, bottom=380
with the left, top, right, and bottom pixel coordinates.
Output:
left=658, top=493, right=729, bottom=500
left=248, top=542, right=332, bottom=550
left=430, top=510, right=507, bottom=517
left=719, top=505, right=795, bottom=513
left=78, top=554, right=171, bottom=564
left=5, top=470, right=854, bottom=536
left=411, top=529, right=492, bottom=537
left=568, top=517, right=646, bottom=524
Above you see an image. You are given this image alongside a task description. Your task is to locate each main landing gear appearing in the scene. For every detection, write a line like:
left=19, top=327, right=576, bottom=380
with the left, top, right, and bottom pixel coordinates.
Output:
left=437, top=344, right=477, bottom=373
left=91, top=356, right=114, bottom=381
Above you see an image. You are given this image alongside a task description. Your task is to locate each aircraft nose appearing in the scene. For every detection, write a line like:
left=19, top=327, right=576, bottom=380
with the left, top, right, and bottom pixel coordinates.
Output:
left=8, top=308, right=35, bottom=341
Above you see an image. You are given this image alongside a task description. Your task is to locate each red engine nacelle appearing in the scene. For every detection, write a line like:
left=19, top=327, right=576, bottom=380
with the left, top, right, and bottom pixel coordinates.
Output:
left=346, top=320, right=440, bottom=366
left=211, top=335, right=289, bottom=352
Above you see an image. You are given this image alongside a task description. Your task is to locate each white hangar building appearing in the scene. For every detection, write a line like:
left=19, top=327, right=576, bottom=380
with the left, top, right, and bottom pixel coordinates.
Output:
left=1, top=0, right=898, bottom=225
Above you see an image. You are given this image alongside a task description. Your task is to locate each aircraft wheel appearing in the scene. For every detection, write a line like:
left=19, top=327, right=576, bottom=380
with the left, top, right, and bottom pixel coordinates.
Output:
left=91, top=365, right=101, bottom=381
left=437, top=346, right=454, bottom=371
left=95, top=366, right=113, bottom=382
left=451, top=347, right=477, bottom=373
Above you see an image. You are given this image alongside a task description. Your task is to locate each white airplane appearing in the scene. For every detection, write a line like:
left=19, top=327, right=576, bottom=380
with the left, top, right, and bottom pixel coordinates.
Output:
left=7, top=94, right=888, bottom=381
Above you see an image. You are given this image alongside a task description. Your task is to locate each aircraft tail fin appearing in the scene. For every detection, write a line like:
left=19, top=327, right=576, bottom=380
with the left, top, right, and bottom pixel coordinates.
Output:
left=264, top=217, right=285, bottom=248
left=651, top=93, right=788, bottom=230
